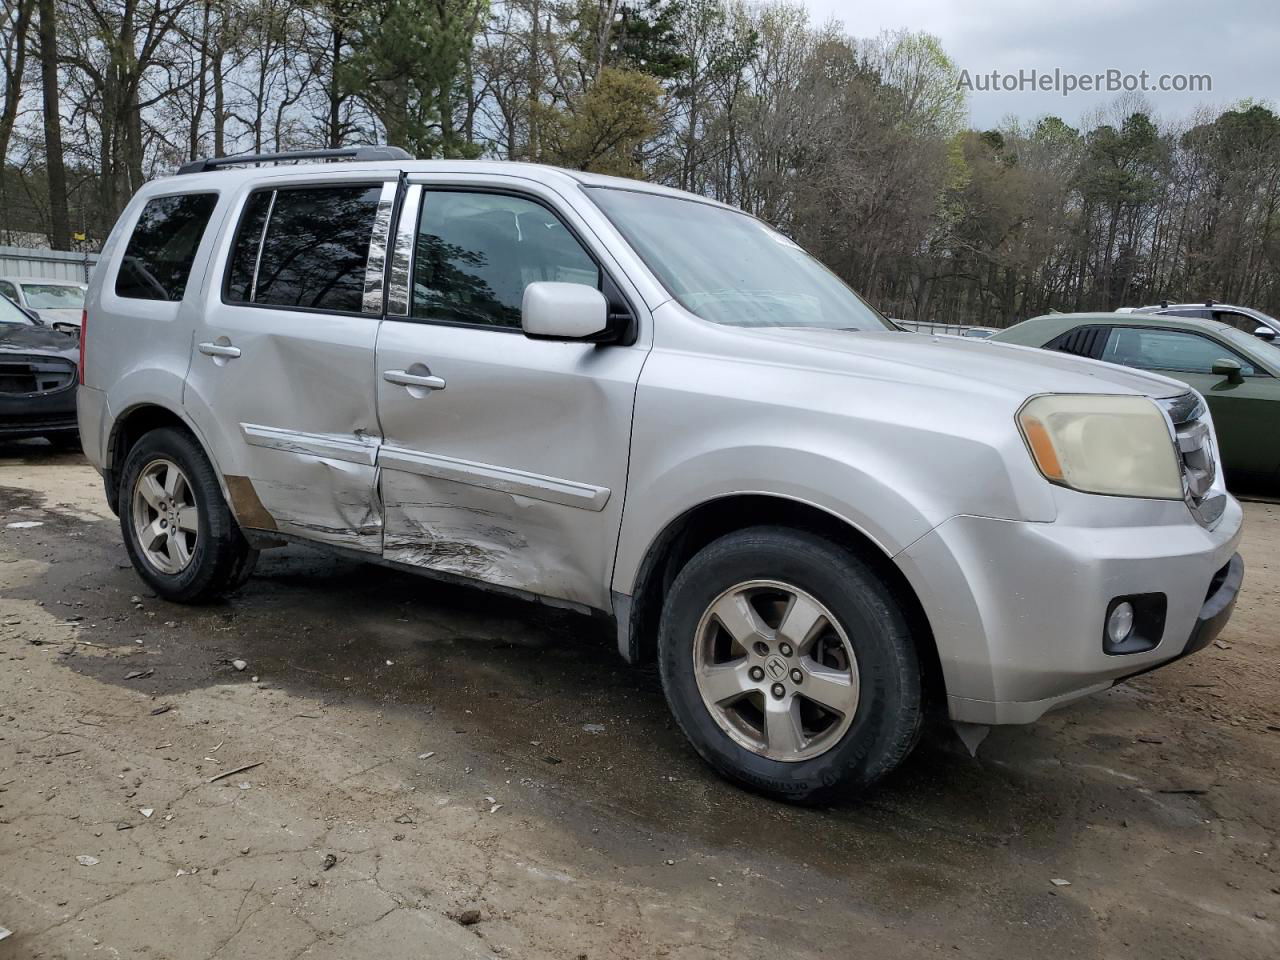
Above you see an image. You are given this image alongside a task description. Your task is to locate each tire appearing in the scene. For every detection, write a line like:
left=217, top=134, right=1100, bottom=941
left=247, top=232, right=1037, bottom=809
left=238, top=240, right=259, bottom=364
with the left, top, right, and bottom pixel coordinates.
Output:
left=117, top=426, right=258, bottom=603
left=658, top=526, right=922, bottom=802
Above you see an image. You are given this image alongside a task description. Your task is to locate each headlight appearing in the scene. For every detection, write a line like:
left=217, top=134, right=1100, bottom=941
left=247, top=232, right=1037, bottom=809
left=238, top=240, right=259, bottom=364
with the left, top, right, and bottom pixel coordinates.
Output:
left=1017, top=394, right=1182, bottom=499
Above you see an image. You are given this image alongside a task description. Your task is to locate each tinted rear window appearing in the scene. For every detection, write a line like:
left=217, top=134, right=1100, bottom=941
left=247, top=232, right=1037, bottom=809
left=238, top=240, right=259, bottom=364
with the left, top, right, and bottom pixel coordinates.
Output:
left=115, top=193, right=218, bottom=301
left=227, top=185, right=382, bottom=313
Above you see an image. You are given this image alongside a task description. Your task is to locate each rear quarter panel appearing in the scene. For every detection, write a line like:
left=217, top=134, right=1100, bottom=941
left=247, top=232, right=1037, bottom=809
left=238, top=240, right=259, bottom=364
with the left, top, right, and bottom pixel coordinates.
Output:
left=86, top=181, right=231, bottom=472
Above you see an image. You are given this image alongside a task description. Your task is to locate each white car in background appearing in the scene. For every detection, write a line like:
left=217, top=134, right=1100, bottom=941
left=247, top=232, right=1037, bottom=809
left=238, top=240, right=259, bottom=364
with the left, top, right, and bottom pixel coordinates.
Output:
left=0, top=276, right=87, bottom=335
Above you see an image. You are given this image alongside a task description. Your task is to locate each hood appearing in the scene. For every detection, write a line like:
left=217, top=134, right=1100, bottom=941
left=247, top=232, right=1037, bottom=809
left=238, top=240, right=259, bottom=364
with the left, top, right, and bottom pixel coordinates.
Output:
left=737, top=326, right=1189, bottom=401
left=0, top=322, right=80, bottom=359
left=34, top=308, right=83, bottom=327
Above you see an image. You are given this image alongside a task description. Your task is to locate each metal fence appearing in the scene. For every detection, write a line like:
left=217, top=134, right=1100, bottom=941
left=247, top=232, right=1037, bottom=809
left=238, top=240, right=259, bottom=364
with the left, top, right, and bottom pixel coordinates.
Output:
left=0, top=245, right=98, bottom=284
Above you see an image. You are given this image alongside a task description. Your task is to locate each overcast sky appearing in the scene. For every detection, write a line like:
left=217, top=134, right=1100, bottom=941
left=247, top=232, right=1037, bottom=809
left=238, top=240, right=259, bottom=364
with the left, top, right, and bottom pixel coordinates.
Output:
left=802, top=0, right=1280, bottom=128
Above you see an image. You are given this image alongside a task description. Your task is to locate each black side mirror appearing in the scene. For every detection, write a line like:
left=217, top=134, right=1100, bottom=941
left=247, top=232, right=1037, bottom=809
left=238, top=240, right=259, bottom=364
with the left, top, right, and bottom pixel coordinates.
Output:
left=1211, top=358, right=1245, bottom=384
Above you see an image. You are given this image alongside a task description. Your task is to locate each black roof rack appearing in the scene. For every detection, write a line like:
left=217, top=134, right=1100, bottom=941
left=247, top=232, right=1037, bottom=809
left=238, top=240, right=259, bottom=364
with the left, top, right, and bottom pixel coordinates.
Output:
left=176, top=146, right=412, bottom=176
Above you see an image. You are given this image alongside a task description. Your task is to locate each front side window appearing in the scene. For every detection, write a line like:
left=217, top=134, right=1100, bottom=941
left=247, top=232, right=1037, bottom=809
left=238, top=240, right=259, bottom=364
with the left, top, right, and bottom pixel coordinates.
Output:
left=411, top=191, right=599, bottom=328
left=116, top=193, right=218, bottom=301
left=1103, top=327, right=1257, bottom=376
left=227, top=185, right=384, bottom=313
left=589, top=187, right=892, bottom=331
left=20, top=283, right=84, bottom=310
left=0, top=280, right=18, bottom=301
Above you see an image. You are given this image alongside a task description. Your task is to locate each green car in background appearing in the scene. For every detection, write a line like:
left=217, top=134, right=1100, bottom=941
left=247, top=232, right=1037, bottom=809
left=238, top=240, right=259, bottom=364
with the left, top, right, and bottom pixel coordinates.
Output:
left=992, top=312, right=1280, bottom=491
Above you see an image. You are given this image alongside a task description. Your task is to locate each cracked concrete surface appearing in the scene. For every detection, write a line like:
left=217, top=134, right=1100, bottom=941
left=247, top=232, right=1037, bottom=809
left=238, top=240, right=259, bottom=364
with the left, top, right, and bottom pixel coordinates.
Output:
left=1, top=442, right=1278, bottom=959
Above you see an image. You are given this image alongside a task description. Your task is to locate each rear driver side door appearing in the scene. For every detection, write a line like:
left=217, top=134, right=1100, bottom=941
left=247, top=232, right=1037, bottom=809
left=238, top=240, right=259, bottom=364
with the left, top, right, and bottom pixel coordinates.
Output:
left=185, top=174, right=397, bottom=553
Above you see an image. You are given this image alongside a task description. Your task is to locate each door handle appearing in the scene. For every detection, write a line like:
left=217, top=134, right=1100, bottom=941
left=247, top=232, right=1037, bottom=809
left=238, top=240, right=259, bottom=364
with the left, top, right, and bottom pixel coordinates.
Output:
left=199, top=341, right=241, bottom=359
left=383, top=369, right=446, bottom=391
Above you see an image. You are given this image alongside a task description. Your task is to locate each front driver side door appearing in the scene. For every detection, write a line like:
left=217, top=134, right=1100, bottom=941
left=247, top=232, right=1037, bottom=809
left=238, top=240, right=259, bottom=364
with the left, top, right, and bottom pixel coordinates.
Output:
left=373, top=181, right=650, bottom=610
left=1100, top=325, right=1280, bottom=480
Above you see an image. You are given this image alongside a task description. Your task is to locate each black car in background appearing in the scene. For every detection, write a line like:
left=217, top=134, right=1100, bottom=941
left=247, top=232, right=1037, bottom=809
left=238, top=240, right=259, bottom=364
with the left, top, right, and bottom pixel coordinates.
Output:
left=0, top=293, right=80, bottom=447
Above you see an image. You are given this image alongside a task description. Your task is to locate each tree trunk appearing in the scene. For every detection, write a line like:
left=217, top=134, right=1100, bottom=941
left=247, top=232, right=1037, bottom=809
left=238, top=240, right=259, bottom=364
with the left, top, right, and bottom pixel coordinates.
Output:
left=190, top=1, right=212, bottom=161
left=213, top=38, right=226, bottom=156
left=37, top=0, right=69, bottom=248
left=327, top=23, right=344, bottom=147
left=0, top=0, right=34, bottom=241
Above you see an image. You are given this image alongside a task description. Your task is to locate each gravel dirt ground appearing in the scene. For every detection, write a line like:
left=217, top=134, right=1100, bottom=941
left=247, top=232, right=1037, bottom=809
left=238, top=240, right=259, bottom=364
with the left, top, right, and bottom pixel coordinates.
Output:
left=1, top=441, right=1278, bottom=959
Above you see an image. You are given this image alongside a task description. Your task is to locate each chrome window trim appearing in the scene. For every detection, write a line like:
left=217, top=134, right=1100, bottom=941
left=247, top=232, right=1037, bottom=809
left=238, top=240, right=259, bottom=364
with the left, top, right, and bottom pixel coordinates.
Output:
left=386, top=184, right=421, bottom=317
left=249, top=189, right=277, bottom=303
left=362, top=180, right=398, bottom=315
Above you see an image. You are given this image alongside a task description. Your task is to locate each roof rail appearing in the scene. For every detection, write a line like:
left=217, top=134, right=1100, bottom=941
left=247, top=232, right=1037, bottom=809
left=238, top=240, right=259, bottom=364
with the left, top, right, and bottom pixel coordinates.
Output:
left=176, top=146, right=413, bottom=176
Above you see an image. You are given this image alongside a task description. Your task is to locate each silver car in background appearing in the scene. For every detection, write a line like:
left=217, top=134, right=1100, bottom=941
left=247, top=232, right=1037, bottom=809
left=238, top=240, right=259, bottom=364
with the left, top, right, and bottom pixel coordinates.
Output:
left=77, top=149, right=1243, bottom=800
left=1124, top=300, right=1280, bottom=342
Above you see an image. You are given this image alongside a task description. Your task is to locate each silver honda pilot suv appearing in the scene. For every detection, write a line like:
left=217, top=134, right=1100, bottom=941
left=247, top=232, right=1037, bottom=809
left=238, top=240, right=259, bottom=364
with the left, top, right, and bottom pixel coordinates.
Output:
left=78, top=148, right=1243, bottom=800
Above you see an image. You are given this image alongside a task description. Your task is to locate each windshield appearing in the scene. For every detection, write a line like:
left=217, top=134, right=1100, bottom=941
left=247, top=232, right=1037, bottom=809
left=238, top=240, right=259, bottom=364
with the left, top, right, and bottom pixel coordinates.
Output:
left=21, top=283, right=85, bottom=310
left=588, top=188, right=892, bottom=331
left=0, top=295, right=34, bottom=325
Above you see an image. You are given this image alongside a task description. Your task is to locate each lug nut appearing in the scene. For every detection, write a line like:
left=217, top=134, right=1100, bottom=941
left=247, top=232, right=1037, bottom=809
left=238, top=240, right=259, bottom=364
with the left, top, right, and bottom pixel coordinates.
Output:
left=779, top=642, right=793, bottom=657
left=790, top=668, right=803, bottom=683
left=770, top=683, right=785, bottom=699
left=753, top=641, right=770, bottom=657
left=749, top=666, right=765, bottom=682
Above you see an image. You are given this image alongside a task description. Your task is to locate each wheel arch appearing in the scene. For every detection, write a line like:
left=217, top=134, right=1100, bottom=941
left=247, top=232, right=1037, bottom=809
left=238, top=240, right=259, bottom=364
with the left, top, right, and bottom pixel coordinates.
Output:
left=614, top=493, right=945, bottom=706
left=104, top=403, right=231, bottom=516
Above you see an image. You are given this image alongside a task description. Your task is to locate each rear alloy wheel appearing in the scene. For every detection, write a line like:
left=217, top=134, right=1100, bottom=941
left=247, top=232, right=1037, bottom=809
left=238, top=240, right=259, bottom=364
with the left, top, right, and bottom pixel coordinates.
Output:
left=131, top=458, right=200, bottom=575
left=659, top=526, right=923, bottom=801
left=118, top=427, right=257, bottom=603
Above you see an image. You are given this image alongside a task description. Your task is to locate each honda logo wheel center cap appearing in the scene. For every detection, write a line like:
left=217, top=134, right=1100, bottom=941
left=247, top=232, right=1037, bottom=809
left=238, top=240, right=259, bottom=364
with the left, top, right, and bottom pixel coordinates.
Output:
left=765, top=655, right=788, bottom=681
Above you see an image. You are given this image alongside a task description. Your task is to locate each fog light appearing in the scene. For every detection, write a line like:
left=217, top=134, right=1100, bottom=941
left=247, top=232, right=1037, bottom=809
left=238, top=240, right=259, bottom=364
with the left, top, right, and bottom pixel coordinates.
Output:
left=1107, top=601, right=1135, bottom=644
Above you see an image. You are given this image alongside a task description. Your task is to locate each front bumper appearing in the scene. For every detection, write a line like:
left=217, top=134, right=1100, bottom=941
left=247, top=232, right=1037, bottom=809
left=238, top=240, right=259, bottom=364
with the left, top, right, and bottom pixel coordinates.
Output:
left=895, top=496, right=1244, bottom=725
left=0, top=387, right=78, bottom=439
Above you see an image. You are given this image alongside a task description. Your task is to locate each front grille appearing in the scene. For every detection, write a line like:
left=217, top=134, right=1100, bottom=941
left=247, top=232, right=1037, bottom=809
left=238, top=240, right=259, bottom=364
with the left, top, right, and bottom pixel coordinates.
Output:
left=1158, top=392, right=1225, bottom=527
left=0, top=355, right=76, bottom=396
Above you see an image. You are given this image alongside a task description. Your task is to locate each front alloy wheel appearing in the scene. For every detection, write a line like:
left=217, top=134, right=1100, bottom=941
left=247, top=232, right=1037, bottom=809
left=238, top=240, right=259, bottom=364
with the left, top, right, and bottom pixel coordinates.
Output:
left=132, top=458, right=200, bottom=574
left=658, top=526, right=923, bottom=801
left=693, top=580, right=859, bottom=761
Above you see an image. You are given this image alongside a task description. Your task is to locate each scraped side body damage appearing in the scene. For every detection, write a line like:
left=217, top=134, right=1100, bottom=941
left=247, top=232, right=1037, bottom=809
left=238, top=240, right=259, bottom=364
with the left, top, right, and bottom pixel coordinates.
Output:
left=380, top=470, right=606, bottom=607
left=233, top=424, right=382, bottom=552
left=249, top=455, right=381, bottom=552
left=223, top=455, right=381, bottom=553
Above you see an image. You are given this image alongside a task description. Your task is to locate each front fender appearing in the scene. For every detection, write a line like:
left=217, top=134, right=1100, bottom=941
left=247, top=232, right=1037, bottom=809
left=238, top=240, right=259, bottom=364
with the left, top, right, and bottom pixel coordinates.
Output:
left=613, top=444, right=936, bottom=596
